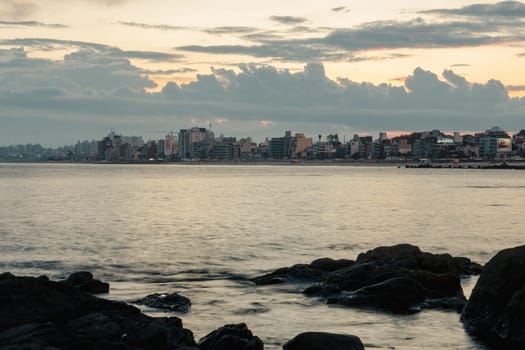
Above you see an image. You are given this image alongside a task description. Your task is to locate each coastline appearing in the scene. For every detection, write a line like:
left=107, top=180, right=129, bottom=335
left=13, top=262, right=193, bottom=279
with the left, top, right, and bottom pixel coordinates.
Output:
left=1, top=159, right=525, bottom=169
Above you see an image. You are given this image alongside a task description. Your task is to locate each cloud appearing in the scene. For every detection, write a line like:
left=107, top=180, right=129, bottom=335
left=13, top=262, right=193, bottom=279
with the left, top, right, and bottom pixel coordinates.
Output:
left=270, top=16, right=308, bottom=25
left=332, top=7, right=350, bottom=13
left=0, top=20, right=68, bottom=28
left=0, top=46, right=523, bottom=146
left=178, top=16, right=525, bottom=62
left=506, top=84, right=525, bottom=91
left=450, top=63, right=471, bottom=67
left=0, top=1, right=39, bottom=19
left=140, top=68, right=197, bottom=75
left=0, top=38, right=184, bottom=62
left=421, top=1, right=525, bottom=18
left=118, top=21, right=188, bottom=31
left=203, top=26, right=259, bottom=35
left=83, top=0, right=132, bottom=6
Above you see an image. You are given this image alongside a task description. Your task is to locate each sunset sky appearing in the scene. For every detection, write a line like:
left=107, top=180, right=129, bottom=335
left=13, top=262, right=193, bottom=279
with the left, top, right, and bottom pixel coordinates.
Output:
left=2, top=0, right=525, bottom=145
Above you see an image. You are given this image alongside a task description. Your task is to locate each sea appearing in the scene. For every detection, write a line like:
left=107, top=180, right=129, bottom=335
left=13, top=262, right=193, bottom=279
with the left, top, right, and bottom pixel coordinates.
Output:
left=1, top=163, right=524, bottom=349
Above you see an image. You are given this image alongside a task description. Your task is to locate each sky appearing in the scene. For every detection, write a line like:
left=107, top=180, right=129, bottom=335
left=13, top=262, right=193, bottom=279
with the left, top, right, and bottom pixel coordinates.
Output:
left=1, top=0, right=525, bottom=146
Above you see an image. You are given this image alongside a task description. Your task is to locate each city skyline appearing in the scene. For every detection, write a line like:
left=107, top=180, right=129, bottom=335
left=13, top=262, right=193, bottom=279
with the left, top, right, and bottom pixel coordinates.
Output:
left=2, top=1, right=525, bottom=146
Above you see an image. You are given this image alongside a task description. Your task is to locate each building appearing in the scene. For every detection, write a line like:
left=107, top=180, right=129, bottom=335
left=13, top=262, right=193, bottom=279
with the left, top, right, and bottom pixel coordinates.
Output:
left=269, top=131, right=294, bottom=159
left=178, top=127, right=214, bottom=159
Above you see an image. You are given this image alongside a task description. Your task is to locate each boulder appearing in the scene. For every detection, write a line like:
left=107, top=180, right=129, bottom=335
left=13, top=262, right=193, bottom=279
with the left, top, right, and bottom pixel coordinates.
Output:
left=0, top=273, right=198, bottom=350
left=453, top=257, right=484, bottom=276
left=252, top=258, right=355, bottom=286
left=252, top=264, right=327, bottom=285
left=62, top=271, right=110, bottom=294
left=283, top=332, right=364, bottom=350
left=327, top=277, right=425, bottom=313
left=135, top=292, right=191, bottom=313
left=461, top=245, right=525, bottom=347
left=255, top=244, right=480, bottom=314
left=198, top=323, right=263, bottom=350
left=308, top=258, right=355, bottom=272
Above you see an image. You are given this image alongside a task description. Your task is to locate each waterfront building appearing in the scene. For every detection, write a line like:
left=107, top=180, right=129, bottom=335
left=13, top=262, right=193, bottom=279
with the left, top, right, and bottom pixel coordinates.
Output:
left=178, top=127, right=214, bottom=159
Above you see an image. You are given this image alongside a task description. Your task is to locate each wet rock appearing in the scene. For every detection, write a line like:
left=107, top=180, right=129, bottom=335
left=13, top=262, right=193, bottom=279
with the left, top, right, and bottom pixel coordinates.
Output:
left=255, top=244, right=480, bottom=314
left=453, top=257, right=484, bottom=276
left=461, top=245, right=525, bottom=347
left=0, top=322, right=67, bottom=350
left=135, top=292, right=191, bottom=313
left=0, top=273, right=197, bottom=350
left=283, top=332, right=364, bottom=350
left=198, top=323, right=263, bottom=350
left=327, top=277, right=425, bottom=313
left=315, top=244, right=467, bottom=311
left=252, top=258, right=355, bottom=286
left=62, top=271, right=110, bottom=294
left=421, top=296, right=467, bottom=312
left=308, top=258, right=355, bottom=272
left=252, top=264, right=327, bottom=285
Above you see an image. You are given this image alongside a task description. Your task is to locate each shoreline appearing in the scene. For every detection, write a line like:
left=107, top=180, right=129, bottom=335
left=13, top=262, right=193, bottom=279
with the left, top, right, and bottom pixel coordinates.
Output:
left=1, top=159, right=525, bottom=169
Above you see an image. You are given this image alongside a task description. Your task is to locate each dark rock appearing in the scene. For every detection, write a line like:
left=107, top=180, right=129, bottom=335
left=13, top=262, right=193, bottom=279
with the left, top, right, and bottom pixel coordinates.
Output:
left=313, top=244, right=467, bottom=312
left=252, top=264, right=327, bottom=285
left=135, top=292, right=191, bottom=313
left=0, top=273, right=198, bottom=350
left=0, top=272, right=15, bottom=281
left=421, top=296, right=467, bottom=312
left=461, top=245, right=525, bottom=347
left=308, top=258, right=355, bottom=272
left=254, top=244, right=481, bottom=314
left=63, top=271, right=110, bottom=294
left=327, top=277, right=425, bottom=313
left=283, top=332, right=364, bottom=350
left=198, top=323, right=263, bottom=350
left=453, top=257, right=484, bottom=276
left=0, top=322, right=67, bottom=350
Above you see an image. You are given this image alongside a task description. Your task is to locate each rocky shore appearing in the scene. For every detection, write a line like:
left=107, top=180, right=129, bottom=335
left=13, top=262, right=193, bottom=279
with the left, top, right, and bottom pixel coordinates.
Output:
left=2, top=243, right=525, bottom=349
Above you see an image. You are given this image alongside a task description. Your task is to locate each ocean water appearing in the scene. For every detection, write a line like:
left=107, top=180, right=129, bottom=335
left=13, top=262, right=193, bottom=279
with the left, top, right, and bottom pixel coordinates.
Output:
left=1, top=163, right=524, bottom=349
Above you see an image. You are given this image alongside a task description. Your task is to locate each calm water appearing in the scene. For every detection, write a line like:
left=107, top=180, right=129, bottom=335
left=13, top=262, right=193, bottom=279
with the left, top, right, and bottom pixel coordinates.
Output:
left=1, top=163, right=524, bottom=349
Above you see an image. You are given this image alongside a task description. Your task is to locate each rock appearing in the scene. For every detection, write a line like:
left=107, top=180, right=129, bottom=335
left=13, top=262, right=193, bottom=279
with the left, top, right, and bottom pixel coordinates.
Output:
left=327, top=277, right=425, bottom=313
left=453, top=257, right=484, bottom=276
left=198, top=323, right=263, bottom=350
left=0, top=322, right=67, bottom=350
left=314, top=244, right=466, bottom=312
left=135, top=292, right=191, bottom=313
left=283, top=332, right=364, bottom=350
left=252, top=264, right=327, bottom=285
left=62, top=271, right=110, bottom=294
left=252, top=258, right=354, bottom=286
left=0, top=273, right=198, bottom=350
left=461, top=245, right=525, bottom=347
left=308, top=258, right=355, bottom=272
left=254, top=244, right=481, bottom=314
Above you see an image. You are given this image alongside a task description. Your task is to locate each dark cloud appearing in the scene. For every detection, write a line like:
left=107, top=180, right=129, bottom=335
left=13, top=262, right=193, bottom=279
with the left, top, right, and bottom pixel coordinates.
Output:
left=176, top=43, right=354, bottom=62
left=450, top=63, right=471, bottom=67
left=270, top=16, right=308, bottom=25
left=1, top=46, right=523, bottom=146
left=421, top=1, right=525, bottom=18
left=323, top=18, right=518, bottom=51
left=203, top=26, right=259, bottom=35
left=86, top=0, right=132, bottom=6
left=140, top=68, right=197, bottom=75
left=332, top=6, right=350, bottom=13
left=0, top=38, right=184, bottom=62
left=506, top=85, right=525, bottom=91
left=0, top=20, right=68, bottom=28
left=118, top=21, right=188, bottom=31
left=178, top=17, right=524, bottom=62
